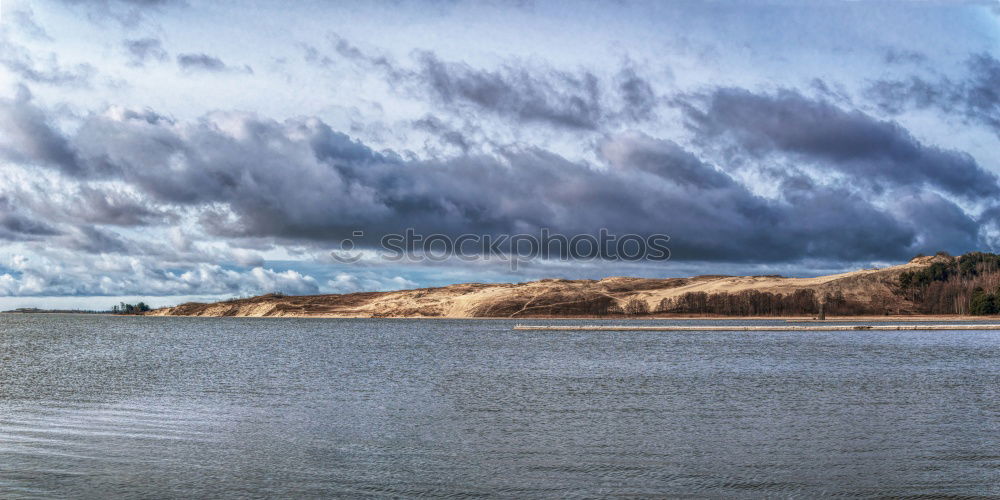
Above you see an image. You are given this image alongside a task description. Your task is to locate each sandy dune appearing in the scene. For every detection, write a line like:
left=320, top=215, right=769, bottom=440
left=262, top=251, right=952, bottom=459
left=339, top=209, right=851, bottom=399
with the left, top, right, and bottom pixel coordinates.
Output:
left=147, top=256, right=947, bottom=318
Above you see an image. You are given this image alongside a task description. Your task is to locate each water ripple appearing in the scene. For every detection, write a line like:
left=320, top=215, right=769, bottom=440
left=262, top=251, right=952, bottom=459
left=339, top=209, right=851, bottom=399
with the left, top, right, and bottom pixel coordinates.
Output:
left=1, top=314, right=997, bottom=498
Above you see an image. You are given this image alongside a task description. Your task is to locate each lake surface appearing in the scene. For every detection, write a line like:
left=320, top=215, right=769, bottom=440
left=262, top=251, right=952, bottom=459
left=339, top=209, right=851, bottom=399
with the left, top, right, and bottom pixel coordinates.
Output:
left=1, top=314, right=997, bottom=498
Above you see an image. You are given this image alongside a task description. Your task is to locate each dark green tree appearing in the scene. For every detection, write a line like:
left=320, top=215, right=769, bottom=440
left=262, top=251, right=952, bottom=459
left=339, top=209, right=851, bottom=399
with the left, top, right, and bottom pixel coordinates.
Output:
left=969, top=287, right=998, bottom=315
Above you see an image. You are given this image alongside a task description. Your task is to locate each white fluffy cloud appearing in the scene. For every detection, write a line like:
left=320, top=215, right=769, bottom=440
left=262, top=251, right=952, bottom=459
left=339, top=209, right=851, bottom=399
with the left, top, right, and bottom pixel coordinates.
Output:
left=0, top=250, right=319, bottom=297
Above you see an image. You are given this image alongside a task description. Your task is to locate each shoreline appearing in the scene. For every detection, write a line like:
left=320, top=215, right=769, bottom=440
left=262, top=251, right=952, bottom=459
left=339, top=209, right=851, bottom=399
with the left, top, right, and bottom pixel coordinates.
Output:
left=514, top=324, right=1000, bottom=331
left=1, top=311, right=114, bottom=316
left=10, top=310, right=1000, bottom=323
left=137, top=314, right=1000, bottom=321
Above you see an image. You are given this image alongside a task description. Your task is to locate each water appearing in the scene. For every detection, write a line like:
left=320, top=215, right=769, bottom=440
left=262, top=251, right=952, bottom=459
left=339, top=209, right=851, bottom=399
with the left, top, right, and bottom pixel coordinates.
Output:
left=1, top=314, right=997, bottom=498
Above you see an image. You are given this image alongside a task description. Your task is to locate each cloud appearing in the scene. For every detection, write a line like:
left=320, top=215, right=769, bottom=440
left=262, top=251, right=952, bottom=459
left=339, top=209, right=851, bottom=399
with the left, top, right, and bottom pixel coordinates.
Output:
left=890, top=190, right=981, bottom=254
left=176, top=53, right=225, bottom=71
left=324, top=35, right=659, bottom=130
left=6, top=1, right=998, bottom=305
left=682, top=87, right=1000, bottom=200
left=70, top=185, right=175, bottom=226
left=0, top=197, right=61, bottom=241
left=176, top=53, right=252, bottom=74
left=60, top=225, right=130, bottom=254
left=414, top=51, right=605, bottom=129
left=300, top=43, right=334, bottom=69
left=7, top=5, right=52, bottom=41
left=0, top=214, right=59, bottom=239
left=0, top=41, right=95, bottom=87
left=881, top=48, right=926, bottom=65
left=0, top=253, right=320, bottom=297
left=867, top=53, right=1000, bottom=136
left=1, top=145, right=180, bottom=235
left=56, top=0, right=184, bottom=27
left=412, top=114, right=474, bottom=153
left=124, top=38, right=168, bottom=66
left=615, top=63, right=658, bottom=122
left=5, top=93, right=981, bottom=263
left=0, top=88, right=82, bottom=173
left=1, top=172, right=174, bottom=229
left=597, top=132, right=924, bottom=262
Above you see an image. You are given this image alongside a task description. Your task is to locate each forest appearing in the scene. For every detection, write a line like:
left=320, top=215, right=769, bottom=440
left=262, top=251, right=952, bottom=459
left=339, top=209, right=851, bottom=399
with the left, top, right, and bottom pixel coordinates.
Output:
left=896, top=252, right=1000, bottom=315
left=639, top=289, right=876, bottom=316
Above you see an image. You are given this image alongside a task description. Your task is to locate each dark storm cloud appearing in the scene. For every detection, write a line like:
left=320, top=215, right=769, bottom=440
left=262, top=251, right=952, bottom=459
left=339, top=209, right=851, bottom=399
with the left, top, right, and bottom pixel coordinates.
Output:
left=0, top=89, right=83, bottom=174
left=325, top=35, right=658, bottom=130
left=0, top=198, right=61, bottom=241
left=892, top=190, right=981, bottom=255
left=5, top=93, right=980, bottom=263
left=124, top=38, right=168, bottom=66
left=61, top=225, right=130, bottom=254
left=3, top=179, right=173, bottom=230
left=415, top=51, right=604, bottom=129
left=70, top=186, right=175, bottom=226
left=683, top=87, right=1000, bottom=200
left=177, top=53, right=252, bottom=74
left=605, top=136, right=732, bottom=189
left=615, top=65, right=657, bottom=122
left=868, top=53, right=1000, bottom=136
left=599, top=134, right=921, bottom=261
left=0, top=214, right=59, bottom=237
left=866, top=77, right=944, bottom=116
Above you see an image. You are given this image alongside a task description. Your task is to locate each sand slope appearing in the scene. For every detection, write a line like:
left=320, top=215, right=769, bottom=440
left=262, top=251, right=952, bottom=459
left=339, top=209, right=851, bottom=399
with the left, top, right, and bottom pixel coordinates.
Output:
left=148, top=256, right=946, bottom=318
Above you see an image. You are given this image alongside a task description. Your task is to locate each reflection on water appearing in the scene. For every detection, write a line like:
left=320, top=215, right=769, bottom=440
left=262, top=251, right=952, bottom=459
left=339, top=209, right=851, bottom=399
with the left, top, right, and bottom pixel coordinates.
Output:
left=1, top=314, right=998, bottom=497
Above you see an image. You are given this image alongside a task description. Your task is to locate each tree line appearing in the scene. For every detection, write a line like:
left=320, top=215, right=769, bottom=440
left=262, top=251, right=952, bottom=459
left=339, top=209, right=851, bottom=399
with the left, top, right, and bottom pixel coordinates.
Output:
left=616, top=289, right=875, bottom=316
left=585, top=289, right=875, bottom=317
left=597, top=252, right=1000, bottom=316
left=897, top=252, right=1000, bottom=315
left=111, top=302, right=151, bottom=315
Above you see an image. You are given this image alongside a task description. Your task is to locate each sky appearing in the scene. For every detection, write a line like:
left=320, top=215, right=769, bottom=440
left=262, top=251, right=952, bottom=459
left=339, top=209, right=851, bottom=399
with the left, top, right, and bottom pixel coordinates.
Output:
left=0, top=0, right=999, bottom=309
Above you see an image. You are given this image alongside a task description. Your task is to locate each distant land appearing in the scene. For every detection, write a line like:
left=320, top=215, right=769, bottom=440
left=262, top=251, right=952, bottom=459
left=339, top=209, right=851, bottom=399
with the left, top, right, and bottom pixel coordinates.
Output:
left=148, top=253, right=1000, bottom=318
left=2, top=308, right=107, bottom=315
left=3, top=302, right=150, bottom=315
